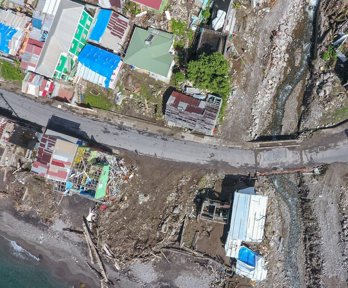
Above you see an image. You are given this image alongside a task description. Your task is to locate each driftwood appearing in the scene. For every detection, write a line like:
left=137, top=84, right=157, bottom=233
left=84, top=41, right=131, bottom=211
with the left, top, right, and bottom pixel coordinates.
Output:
left=87, top=262, right=103, bottom=279
left=179, top=215, right=187, bottom=247
left=82, top=216, right=109, bottom=284
left=191, top=231, right=200, bottom=249
left=62, top=227, right=83, bottom=234
left=84, top=231, right=95, bottom=265
left=161, top=246, right=232, bottom=272
left=161, top=250, right=170, bottom=263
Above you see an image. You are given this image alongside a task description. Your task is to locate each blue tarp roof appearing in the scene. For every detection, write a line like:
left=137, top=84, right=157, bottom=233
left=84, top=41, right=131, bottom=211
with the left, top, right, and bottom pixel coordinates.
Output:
left=89, top=9, right=112, bottom=42
left=32, top=18, right=43, bottom=29
left=0, top=23, right=17, bottom=54
left=78, top=44, right=122, bottom=88
left=238, top=247, right=256, bottom=267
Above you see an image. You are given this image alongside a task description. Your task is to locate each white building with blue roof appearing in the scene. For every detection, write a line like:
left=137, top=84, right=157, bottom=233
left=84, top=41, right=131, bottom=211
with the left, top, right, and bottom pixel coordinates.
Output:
left=75, top=43, right=122, bottom=89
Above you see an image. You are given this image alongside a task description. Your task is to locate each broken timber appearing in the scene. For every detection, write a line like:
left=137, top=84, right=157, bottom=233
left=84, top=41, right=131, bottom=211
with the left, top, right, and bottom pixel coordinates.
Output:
left=82, top=216, right=109, bottom=283
left=179, top=215, right=187, bottom=247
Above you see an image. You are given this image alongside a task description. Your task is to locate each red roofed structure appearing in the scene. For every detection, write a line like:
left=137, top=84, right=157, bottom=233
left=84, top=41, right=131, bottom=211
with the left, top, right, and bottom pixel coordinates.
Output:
left=20, top=38, right=43, bottom=71
left=22, top=71, right=54, bottom=98
left=31, top=130, right=79, bottom=182
left=131, top=0, right=164, bottom=10
left=165, top=90, right=222, bottom=135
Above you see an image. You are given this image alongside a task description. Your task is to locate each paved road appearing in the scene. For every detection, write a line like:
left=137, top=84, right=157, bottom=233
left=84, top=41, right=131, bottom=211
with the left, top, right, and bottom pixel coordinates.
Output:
left=1, top=89, right=348, bottom=169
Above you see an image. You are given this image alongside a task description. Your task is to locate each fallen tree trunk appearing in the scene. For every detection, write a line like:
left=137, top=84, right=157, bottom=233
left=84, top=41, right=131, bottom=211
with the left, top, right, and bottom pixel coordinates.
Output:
left=82, top=216, right=109, bottom=284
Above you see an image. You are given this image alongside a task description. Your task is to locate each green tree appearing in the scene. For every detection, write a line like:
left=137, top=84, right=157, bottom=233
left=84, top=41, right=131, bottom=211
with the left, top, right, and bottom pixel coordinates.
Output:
left=187, top=52, right=231, bottom=98
left=171, top=19, right=186, bottom=36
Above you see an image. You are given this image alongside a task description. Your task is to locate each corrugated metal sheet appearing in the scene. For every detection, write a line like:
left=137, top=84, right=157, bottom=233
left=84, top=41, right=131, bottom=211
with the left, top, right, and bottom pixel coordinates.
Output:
left=165, top=92, right=221, bottom=135
left=46, top=139, right=78, bottom=182
left=42, top=0, right=62, bottom=16
left=225, top=189, right=268, bottom=257
left=131, top=0, right=163, bottom=10
left=89, top=9, right=129, bottom=53
left=76, top=44, right=122, bottom=88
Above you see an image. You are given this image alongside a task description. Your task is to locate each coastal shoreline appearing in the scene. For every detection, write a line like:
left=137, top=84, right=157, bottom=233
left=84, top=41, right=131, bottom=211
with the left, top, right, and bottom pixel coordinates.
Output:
left=0, top=198, right=98, bottom=288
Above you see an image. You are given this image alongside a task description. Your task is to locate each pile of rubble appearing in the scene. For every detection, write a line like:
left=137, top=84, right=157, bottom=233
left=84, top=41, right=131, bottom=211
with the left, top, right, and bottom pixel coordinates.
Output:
left=300, top=0, right=348, bottom=129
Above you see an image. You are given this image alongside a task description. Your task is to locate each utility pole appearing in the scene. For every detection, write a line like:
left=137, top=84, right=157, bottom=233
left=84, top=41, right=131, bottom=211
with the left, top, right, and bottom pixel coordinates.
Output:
left=0, top=92, right=19, bottom=118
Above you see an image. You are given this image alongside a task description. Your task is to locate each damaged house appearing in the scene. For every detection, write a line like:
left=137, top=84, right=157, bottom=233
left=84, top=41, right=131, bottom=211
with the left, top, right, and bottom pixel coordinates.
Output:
left=165, top=91, right=222, bottom=136
left=31, top=129, right=133, bottom=200
left=0, top=117, right=39, bottom=167
left=88, top=8, right=130, bottom=53
left=0, top=9, right=30, bottom=55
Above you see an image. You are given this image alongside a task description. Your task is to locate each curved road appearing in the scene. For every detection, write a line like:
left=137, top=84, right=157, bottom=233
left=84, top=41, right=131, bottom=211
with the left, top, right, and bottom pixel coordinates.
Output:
left=1, top=89, right=347, bottom=169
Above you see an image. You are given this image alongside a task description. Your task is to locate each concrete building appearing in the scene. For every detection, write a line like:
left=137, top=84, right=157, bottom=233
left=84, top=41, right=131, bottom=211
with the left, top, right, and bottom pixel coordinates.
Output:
left=196, top=27, right=227, bottom=55
left=124, top=27, right=174, bottom=83
left=165, top=91, right=222, bottom=135
left=35, top=0, right=93, bottom=80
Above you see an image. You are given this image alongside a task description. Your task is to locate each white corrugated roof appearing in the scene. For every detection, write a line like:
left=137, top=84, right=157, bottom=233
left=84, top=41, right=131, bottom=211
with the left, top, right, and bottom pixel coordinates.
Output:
left=0, top=9, right=30, bottom=29
left=43, top=0, right=62, bottom=16
left=236, top=254, right=267, bottom=281
left=225, top=188, right=268, bottom=257
left=36, top=0, right=84, bottom=78
left=76, top=62, right=108, bottom=88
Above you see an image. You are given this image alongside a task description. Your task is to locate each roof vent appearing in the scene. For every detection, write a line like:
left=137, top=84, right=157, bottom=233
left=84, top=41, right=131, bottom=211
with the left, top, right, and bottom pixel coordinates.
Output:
left=145, top=34, right=155, bottom=45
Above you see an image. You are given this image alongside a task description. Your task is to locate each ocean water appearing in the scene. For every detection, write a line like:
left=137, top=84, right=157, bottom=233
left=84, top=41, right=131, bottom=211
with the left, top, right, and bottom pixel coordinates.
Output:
left=0, top=235, right=69, bottom=288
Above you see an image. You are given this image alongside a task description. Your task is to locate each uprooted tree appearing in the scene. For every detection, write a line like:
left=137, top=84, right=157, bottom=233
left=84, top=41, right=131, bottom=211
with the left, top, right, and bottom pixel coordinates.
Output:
left=187, top=52, right=231, bottom=99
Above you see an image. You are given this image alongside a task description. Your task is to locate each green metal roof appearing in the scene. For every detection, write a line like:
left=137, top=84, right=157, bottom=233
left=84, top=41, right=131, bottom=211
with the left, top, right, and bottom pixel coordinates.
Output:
left=95, top=165, right=109, bottom=199
left=124, top=27, right=174, bottom=77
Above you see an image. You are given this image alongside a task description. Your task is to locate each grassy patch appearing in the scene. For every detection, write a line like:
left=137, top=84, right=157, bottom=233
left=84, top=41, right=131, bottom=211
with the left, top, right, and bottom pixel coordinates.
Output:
left=0, top=60, right=23, bottom=81
left=322, top=45, right=337, bottom=64
left=121, top=70, right=167, bottom=119
left=332, top=105, right=348, bottom=123
left=124, top=1, right=141, bottom=15
left=219, top=98, right=228, bottom=122
left=83, top=87, right=113, bottom=110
